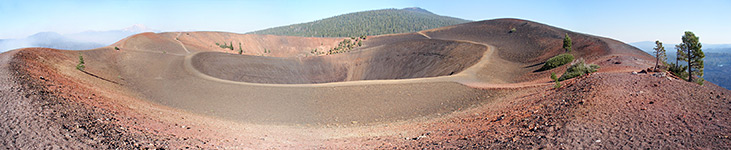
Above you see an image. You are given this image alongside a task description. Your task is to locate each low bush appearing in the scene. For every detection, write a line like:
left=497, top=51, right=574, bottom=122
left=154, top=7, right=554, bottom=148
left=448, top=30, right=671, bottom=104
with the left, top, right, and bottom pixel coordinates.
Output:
left=216, top=42, right=234, bottom=50
left=695, top=78, right=705, bottom=85
left=539, top=53, right=574, bottom=71
left=668, top=62, right=688, bottom=79
left=327, top=37, right=365, bottom=55
left=558, top=59, right=599, bottom=81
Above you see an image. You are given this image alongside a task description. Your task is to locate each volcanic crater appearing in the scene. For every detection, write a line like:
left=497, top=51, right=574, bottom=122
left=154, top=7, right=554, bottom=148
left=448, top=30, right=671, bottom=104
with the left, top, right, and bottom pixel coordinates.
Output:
left=2, top=18, right=729, bottom=149
left=190, top=39, right=486, bottom=84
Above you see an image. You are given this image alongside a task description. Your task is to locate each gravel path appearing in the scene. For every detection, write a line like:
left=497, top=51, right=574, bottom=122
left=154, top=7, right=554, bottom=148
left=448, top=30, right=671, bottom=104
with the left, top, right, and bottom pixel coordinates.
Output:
left=0, top=50, right=81, bottom=149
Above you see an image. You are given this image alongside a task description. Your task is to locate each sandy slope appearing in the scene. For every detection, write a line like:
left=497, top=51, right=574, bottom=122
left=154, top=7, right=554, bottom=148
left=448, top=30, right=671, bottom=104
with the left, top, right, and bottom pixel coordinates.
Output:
left=1, top=18, right=729, bottom=149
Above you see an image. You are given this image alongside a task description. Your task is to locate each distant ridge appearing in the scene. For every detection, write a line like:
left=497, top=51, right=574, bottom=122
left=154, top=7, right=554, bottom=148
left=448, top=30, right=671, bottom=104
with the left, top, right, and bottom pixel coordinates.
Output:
left=249, top=7, right=470, bottom=37
left=0, top=24, right=158, bottom=52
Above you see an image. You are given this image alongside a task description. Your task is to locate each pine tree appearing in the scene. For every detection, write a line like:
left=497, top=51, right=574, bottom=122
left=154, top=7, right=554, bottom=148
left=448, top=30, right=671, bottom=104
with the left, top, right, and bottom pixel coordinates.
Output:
left=677, top=31, right=705, bottom=83
left=563, top=33, right=572, bottom=52
left=668, top=44, right=688, bottom=78
left=238, top=42, right=243, bottom=54
left=674, top=44, right=684, bottom=68
left=653, top=40, right=666, bottom=71
left=76, top=52, right=85, bottom=71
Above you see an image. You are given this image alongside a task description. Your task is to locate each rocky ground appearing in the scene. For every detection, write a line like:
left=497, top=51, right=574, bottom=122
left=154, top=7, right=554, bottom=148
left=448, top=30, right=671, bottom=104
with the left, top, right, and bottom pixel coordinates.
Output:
left=338, top=72, right=731, bottom=149
left=0, top=49, right=219, bottom=149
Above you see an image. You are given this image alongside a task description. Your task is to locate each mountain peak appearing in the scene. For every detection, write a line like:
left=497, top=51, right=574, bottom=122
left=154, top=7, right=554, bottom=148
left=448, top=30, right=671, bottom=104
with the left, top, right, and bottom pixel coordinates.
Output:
left=401, top=7, right=432, bottom=14
left=28, top=32, right=64, bottom=39
left=250, top=7, right=468, bottom=37
left=123, top=24, right=156, bottom=33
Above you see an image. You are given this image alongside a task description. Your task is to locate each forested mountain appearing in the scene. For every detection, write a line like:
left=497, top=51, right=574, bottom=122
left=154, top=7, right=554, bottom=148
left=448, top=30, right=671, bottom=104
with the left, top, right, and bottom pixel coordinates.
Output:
left=249, top=7, right=470, bottom=37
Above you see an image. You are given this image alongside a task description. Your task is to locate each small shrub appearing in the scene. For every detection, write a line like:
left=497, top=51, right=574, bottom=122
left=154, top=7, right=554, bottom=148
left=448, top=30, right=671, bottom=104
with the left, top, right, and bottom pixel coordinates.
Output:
left=114, top=46, right=120, bottom=50
left=510, top=27, right=516, bottom=33
left=668, top=62, right=688, bottom=79
left=539, top=53, right=574, bottom=71
left=76, top=53, right=85, bottom=71
left=217, top=42, right=234, bottom=50
left=551, top=72, right=561, bottom=88
left=326, top=37, right=365, bottom=55
left=558, top=59, right=599, bottom=81
left=695, top=78, right=705, bottom=85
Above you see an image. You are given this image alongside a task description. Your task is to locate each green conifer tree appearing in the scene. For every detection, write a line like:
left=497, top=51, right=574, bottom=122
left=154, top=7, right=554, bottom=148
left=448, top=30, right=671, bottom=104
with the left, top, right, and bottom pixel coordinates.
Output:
left=677, top=31, right=705, bottom=84
left=653, top=40, right=666, bottom=71
left=563, top=33, right=572, bottom=52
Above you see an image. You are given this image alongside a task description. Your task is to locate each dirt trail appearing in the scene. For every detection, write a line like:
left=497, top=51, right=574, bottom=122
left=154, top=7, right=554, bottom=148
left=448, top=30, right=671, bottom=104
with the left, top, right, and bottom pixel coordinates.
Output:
left=175, top=32, right=191, bottom=53
left=417, top=31, right=432, bottom=39
left=0, top=50, right=76, bottom=148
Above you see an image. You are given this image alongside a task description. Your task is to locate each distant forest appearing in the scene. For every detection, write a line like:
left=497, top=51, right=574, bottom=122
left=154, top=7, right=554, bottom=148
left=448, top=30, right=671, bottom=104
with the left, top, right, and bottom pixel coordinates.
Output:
left=249, top=8, right=470, bottom=37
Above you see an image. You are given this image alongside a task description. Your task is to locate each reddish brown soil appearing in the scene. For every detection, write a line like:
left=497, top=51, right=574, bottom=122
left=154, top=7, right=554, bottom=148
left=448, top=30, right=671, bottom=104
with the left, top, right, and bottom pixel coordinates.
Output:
left=0, top=49, right=219, bottom=149
left=1, top=18, right=729, bottom=149
left=325, top=73, right=731, bottom=149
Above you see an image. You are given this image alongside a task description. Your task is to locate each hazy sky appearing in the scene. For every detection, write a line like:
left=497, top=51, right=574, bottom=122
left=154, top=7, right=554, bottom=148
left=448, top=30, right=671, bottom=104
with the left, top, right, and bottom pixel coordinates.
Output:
left=1, top=0, right=729, bottom=44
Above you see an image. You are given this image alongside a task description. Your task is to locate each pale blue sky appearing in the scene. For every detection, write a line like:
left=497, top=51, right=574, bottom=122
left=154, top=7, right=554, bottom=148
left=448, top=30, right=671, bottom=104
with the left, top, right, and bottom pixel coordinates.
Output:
left=1, top=0, right=729, bottom=44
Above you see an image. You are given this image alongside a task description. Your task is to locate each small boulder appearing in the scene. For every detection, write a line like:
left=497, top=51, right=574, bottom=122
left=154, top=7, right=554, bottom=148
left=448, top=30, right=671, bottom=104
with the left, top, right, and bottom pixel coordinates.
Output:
left=652, top=72, right=666, bottom=77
